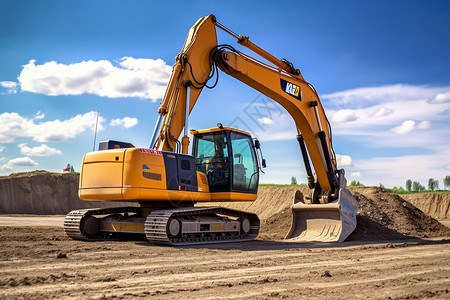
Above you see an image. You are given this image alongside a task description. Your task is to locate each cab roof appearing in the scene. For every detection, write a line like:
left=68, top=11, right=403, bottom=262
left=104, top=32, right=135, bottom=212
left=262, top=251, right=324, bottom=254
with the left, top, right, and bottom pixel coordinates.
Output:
left=190, top=127, right=252, bottom=137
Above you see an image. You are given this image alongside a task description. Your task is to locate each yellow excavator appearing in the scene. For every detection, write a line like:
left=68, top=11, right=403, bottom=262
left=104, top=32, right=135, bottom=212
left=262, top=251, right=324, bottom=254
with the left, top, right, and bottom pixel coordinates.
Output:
left=64, top=15, right=358, bottom=245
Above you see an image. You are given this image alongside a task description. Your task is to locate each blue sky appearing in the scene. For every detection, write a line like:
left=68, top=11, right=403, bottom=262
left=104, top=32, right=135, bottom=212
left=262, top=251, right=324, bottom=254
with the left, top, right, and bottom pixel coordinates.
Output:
left=1, top=0, right=449, bottom=188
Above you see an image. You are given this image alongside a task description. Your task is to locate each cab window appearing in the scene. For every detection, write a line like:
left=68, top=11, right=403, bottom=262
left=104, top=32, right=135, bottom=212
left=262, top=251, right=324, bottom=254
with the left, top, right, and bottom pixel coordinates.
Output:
left=194, top=132, right=230, bottom=191
left=230, top=132, right=258, bottom=190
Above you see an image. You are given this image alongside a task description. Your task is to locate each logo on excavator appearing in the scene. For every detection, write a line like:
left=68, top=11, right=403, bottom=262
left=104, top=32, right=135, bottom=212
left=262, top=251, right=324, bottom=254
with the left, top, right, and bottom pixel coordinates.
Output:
left=280, top=79, right=301, bottom=100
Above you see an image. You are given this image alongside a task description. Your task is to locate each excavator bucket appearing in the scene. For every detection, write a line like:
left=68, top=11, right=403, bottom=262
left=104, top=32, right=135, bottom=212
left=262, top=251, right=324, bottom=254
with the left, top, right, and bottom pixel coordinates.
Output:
left=285, top=188, right=358, bottom=242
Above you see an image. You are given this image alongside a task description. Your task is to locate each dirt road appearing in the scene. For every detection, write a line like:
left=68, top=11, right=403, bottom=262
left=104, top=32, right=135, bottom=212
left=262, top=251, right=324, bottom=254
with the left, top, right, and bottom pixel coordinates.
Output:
left=0, top=225, right=449, bottom=299
left=0, top=216, right=65, bottom=227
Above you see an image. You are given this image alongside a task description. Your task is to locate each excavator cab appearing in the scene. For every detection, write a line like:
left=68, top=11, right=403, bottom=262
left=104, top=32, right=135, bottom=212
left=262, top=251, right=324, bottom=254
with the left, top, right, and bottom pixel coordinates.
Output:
left=191, top=126, right=260, bottom=195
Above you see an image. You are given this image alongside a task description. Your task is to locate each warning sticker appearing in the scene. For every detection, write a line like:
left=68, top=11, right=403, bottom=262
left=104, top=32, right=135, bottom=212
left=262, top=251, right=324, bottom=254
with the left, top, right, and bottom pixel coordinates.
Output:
left=139, top=148, right=162, bottom=155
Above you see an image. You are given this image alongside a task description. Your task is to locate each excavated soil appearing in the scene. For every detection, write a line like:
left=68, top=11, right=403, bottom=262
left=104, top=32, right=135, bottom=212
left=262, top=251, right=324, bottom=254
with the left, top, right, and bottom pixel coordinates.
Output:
left=0, top=171, right=449, bottom=299
left=209, top=186, right=450, bottom=241
left=401, top=193, right=450, bottom=220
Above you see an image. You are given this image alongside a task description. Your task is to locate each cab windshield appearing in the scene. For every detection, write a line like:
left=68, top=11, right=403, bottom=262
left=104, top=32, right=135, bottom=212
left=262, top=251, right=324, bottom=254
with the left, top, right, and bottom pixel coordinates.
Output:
left=194, top=130, right=258, bottom=192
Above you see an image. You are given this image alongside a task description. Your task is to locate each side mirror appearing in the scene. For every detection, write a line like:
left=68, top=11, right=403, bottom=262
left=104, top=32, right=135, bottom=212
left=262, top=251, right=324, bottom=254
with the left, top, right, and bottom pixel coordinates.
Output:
left=254, top=139, right=261, bottom=149
left=262, top=159, right=266, bottom=168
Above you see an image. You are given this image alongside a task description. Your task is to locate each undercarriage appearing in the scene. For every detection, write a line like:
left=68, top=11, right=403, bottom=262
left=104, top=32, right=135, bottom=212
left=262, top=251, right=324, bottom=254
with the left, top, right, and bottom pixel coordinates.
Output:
left=64, top=205, right=259, bottom=246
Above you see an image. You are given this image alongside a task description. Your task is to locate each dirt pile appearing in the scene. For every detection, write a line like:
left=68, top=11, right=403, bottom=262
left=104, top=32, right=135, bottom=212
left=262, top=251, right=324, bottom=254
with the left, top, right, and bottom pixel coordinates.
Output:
left=210, top=186, right=450, bottom=241
left=207, top=186, right=304, bottom=240
left=401, top=193, right=450, bottom=220
left=348, top=187, right=449, bottom=240
left=0, top=171, right=134, bottom=214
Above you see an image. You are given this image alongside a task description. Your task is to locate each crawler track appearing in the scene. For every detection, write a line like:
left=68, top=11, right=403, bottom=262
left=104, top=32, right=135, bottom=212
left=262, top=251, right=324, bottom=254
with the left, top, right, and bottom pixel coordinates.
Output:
left=63, top=207, right=141, bottom=240
left=145, top=207, right=260, bottom=246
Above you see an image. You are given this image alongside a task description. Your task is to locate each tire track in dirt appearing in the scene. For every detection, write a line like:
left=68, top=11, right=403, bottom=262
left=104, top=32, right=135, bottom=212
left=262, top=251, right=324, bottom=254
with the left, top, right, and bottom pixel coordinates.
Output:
left=1, top=232, right=449, bottom=300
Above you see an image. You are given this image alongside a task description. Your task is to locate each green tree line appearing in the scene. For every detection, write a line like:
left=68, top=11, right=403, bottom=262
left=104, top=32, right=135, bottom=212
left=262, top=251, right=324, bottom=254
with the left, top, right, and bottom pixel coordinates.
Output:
left=350, top=176, right=450, bottom=193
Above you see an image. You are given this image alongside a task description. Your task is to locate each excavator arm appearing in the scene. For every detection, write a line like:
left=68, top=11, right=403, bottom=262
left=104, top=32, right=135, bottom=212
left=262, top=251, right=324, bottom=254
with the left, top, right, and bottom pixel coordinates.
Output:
left=152, top=15, right=218, bottom=153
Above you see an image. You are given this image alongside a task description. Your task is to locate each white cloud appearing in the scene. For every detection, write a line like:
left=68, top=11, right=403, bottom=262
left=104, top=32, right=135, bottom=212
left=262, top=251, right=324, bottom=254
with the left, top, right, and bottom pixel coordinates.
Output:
left=18, top=57, right=171, bottom=101
left=416, top=120, right=431, bottom=129
left=18, top=143, right=62, bottom=156
left=0, top=157, right=38, bottom=171
left=322, top=84, right=450, bottom=108
left=34, top=111, right=45, bottom=120
left=0, top=81, right=17, bottom=88
left=257, top=117, right=273, bottom=125
left=429, top=91, right=450, bottom=104
left=0, top=146, right=4, bottom=153
left=336, top=154, right=353, bottom=167
left=391, top=120, right=416, bottom=134
left=0, top=81, right=18, bottom=94
left=391, top=120, right=431, bottom=134
left=331, top=109, right=358, bottom=123
left=349, top=172, right=361, bottom=179
left=110, top=117, right=138, bottom=129
left=0, top=111, right=104, bottom=143
left=251, top=113, right=297, bottom=141
left=370, top=107, right=393, bottom=118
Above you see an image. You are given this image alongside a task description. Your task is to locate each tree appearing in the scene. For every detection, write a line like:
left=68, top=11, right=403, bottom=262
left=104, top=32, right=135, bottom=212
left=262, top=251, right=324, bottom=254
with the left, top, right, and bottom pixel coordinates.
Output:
left=444, top=176, right=450, bottom=190
left=413, top=181, right=419, bottom=191
left=350, top=180, right=363, bottom=187
left=433, top=179, right=439, bottom=191
left=290, top=176, right=297, bottom=185
left=413, top=181, right=425, bottom=192
left=406, top=179, right=412, bottom=192
left=428, top=178, right=435, bottom=191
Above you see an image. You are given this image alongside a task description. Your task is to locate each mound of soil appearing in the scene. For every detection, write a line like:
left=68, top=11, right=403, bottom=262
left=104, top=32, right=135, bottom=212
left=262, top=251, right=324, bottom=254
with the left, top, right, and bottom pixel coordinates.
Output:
left=211, top=186, right=450, bottom=241
left=348, top=187, right=449, bottom=241
left=401, top=193, right=450, bottom=220
left=0, top=171, right=135, bottom=214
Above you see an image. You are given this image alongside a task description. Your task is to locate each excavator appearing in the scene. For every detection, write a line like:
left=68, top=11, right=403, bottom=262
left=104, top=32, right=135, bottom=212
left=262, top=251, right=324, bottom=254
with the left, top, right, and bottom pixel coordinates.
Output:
left=64, top=15, right=358, bottom=245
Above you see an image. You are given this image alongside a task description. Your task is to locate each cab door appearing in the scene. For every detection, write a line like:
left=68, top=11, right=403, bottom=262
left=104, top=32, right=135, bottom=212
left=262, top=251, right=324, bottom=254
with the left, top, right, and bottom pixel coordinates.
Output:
left=229, top=131, right=259, bottom=193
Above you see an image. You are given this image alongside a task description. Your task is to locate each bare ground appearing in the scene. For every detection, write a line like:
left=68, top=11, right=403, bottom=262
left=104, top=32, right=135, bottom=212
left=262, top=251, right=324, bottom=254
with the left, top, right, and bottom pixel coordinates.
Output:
left=1, top=173, right=450, bottom=299
left=0, top=226, right=449, bottom=300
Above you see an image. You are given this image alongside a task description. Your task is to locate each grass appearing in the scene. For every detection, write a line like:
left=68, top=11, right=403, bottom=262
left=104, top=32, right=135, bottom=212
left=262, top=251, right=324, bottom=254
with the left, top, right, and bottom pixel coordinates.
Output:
left=382, top=188, right=450, bottom=194
left=260, top=183, right=307, bottom=187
